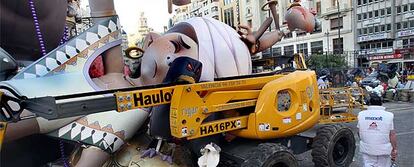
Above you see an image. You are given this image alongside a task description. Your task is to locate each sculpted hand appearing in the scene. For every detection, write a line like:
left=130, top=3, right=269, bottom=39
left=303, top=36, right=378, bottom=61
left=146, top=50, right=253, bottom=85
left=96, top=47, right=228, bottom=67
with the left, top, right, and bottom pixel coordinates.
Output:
left=237, top=25, right=258, bottom=54
left=391, top=149, right=397, bottom=161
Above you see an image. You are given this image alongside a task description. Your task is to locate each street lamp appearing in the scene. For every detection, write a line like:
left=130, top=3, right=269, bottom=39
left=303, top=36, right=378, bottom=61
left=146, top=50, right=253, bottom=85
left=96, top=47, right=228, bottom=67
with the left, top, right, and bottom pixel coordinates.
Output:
left=326, top=30, right=330, bottom=67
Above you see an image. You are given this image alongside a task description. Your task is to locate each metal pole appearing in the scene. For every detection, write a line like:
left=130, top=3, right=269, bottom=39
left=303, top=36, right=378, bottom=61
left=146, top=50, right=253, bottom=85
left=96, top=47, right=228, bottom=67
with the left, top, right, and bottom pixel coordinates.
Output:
left=268, top=10, right=274, bottom=69
left=326, top=30, right=329, bottom=68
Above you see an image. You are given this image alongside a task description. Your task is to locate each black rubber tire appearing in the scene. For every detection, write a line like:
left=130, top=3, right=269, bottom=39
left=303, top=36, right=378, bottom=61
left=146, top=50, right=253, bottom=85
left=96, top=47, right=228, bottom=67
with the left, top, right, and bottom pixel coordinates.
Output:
left=241, top=143, right=298, bottom=167
left=311, top=124, right=355, bottom=167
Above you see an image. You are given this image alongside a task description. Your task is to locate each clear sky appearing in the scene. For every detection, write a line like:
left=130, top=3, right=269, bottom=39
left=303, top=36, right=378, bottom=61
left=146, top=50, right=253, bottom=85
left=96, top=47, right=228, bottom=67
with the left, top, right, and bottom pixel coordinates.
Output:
left=81, top=0, right=173, bottom=34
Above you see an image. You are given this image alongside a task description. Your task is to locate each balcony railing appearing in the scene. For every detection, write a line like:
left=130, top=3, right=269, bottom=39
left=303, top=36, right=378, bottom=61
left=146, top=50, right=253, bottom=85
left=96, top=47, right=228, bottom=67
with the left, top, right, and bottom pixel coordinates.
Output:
left=357, top=33, right=391, bottom=43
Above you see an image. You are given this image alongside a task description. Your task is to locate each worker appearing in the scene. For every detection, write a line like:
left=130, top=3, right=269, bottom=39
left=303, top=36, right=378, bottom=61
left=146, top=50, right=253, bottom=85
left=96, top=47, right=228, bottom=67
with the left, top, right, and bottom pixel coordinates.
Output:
left=357, top=94, right=397, bottom=167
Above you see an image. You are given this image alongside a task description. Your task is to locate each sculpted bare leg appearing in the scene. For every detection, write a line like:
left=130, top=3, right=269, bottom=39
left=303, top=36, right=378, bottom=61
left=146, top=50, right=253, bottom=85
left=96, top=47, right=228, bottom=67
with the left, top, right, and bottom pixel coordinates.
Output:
left=4, top=117, right=39, bottom=142
left=75, top=147, right=110, bottom=167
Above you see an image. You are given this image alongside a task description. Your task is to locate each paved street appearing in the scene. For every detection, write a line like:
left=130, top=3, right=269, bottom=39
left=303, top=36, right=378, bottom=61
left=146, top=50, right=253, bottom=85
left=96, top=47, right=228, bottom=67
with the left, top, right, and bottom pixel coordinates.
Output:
left=297, top=102, right=414, bottom=167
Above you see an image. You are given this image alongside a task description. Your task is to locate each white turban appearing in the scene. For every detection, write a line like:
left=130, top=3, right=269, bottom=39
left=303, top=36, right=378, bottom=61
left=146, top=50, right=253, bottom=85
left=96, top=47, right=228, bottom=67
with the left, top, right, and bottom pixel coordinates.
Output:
left=184, top=17, right=252, bottom=81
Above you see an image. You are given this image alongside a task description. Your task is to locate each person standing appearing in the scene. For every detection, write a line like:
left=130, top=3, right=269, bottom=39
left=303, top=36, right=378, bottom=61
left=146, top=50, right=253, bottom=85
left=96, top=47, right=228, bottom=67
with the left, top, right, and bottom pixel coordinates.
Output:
left=357, top=94, right=397, bottom=167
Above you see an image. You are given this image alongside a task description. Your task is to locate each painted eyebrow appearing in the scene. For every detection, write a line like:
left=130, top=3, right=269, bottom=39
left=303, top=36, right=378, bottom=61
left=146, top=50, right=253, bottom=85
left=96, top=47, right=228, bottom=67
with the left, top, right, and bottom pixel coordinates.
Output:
left=178, top=35, right=191, bottom=49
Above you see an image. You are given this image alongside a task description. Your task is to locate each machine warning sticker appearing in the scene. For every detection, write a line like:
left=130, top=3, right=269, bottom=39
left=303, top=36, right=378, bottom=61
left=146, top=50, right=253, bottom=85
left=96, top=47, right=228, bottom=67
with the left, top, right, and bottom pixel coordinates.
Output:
left=200, top=119, right=241, bottom=136
left=236, top=120, right=241, bottom=127
left=296, top=113, right=302, bottom=120
left=259, top=123, right=270, bottom=131
left=303, top=103, right=308, bottom=112
left=283, top=117, right=292, bottom=124
left=181, top=127, right=188, bottom=136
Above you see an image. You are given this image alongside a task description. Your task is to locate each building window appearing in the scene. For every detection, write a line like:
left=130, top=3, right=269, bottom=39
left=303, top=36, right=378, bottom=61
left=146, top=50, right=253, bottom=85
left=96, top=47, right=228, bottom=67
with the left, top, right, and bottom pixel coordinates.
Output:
left=246, top=8, right=251, bottom=15
left=312, top=23, right=322, bottom=34
left=374, top=10, right=379, bottom=17
left=381, top=25, right=385, bottom=32
left=397, top=6, right=401, bottom=14
left=387, top=7, right=392, bottom=15
left=284, top=45, right=294, bottom=56
left=358, top=14, right=362, bottom=20
left=224, top=0, right=232, bottom=5
left=224, top=8, right=234, bottom=28
left=262, top=48, right=271, bottom=57
left=357, top=0, right=361, bottom=5
left=387, top=24, right=391, bottom=31
left=311, top=41, right=324, bottom=54
left=247, top=19, right=252, bottom=28
left=403, top=5, right=408, bottom=12
left=410, top=20, right=414, bottom=28
left=403, top=39, right=409, bottom=48
left=380, top=9, right=385, bottom=16
left=285, top=32, right=293, bottom=38
left=296, top=31, right=307, bottom=36
left=368, top=11, right=373, bottom=18
left=374, top=26, right=379, bottom=33
left=361, top=44, right=366, bottom=50
left=363, top=28, right=368, bottom=34
left=396, top=23, right=401, bottom=30
left=330, top=17, right=343, bottom=30
left=272, top=47, right=282, bottom=56
left=363, top=13, right=367, bottom=19
left=388, top=41, right=393, bottom=48
left=332, top=0, right=338, bottom=7
left=403, top=21, right=408, bottom=29
left=411, top=3, right=414, bottom=11
left=316, top=2, right=321, bottom=15
left=369, top=27, right=373, bottom=34
left=333, top=38, right=343, bottom=54
left=382, top=41, right=388, bottom=48
left=297, top=43, right=308, bottom=55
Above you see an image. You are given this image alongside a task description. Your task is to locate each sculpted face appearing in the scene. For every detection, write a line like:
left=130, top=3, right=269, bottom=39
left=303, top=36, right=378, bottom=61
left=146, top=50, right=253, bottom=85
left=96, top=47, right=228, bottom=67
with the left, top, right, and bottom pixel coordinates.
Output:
left=285, top=6, right=316, bottom=33
left=139, top=33, right=198, bottom=85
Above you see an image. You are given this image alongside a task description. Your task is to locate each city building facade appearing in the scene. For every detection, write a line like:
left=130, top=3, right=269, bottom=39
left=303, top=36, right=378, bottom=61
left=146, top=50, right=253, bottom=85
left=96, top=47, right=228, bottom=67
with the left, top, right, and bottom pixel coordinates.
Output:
left=171, top=0, right=356, bottom=72
left=243, top=0, right=355, bottom=72
left=355, top=0, right=414, bottom=70
left=172, top=0, right=220, bottom=25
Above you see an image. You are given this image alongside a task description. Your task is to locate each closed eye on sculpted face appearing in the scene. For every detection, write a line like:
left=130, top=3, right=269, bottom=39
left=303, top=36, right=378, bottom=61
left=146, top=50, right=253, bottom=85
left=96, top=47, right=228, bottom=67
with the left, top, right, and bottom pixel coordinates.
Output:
left=169, top=40, right=180, bottom=53
left=169, top=35, right=192, bottom=54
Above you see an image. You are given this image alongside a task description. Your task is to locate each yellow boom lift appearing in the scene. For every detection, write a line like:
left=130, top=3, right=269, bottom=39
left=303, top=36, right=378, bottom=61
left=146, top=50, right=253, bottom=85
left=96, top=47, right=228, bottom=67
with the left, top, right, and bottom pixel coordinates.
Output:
left=0, top=69, right=356, bottom=167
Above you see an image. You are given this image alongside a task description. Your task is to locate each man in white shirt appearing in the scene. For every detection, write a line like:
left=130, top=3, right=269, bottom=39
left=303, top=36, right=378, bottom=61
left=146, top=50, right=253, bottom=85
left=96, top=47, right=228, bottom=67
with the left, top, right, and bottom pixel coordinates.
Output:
left=318, top=76, right=328, bottom=89
left=357, top=94, right=397, bottom=167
